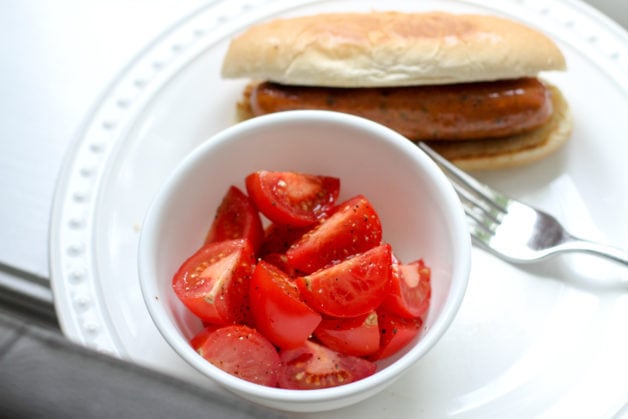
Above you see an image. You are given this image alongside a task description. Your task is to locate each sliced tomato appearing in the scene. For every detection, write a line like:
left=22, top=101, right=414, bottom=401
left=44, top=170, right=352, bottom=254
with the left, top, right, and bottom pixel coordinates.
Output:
left=380, top=259, right=431, bottom=319
left=259, top=252, right=294, bottom=276
left=204, top=185, right=264, bottom=252
left=189, top=324, right=220, bottom=349
left=245, top=170, right=340, bottom=227
left=172, top=239, right=255, bottom=325
left=192, top=325, right=281, bottom=386
left=250, top=261, right=322, bottom=349
left=259, top=224, right=313, bottom=276
left=313, top=311, right=380, bottom=357
left=278, top=340, right=376, bottom=389
left=296, top=244, right=392, bottom=317
left=286, top=195, right=383, bottom=274
left=369, top=309, right=423, bottom=361
left=259, top=223, right=312, bottom=258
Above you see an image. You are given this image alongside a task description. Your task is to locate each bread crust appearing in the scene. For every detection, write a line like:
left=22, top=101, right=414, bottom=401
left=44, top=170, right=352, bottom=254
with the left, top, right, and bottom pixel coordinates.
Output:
left=222, top=12, right=566, bottom=87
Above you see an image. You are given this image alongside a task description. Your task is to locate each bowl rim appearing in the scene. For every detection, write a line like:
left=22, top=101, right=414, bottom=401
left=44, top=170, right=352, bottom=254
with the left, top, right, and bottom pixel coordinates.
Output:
left=138, top=110, right=471, bottom=404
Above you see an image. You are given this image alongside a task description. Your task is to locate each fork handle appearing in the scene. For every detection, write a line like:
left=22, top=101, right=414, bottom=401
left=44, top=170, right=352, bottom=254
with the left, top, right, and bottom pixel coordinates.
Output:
left=563, top=238, right=628, bottom=266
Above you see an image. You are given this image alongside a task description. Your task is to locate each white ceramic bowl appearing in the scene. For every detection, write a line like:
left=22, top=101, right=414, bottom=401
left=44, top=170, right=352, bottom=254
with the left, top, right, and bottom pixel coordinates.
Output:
left=138, top=110, right=471, bottom=412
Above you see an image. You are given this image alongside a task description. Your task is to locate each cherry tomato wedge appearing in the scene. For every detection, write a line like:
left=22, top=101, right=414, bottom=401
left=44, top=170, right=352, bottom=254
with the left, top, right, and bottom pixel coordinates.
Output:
left=313, top=311, right=380, bottom=357
left=250, top=261, right=322, bottom=349
left=296, top=243, right=392, bottom=318
left=380, top=259, right=431, bottom=319
left=369, top=309, right=423, bottom=361
left=192, top=325, right=281, bottom=386
left=172, top=239, right=255, bottom=325
left=204, top=186, right=264, bottom=253
left=286, top=195, right=383, bottom=274
left=259, top=223, right=312, bottom=258
left=245, top=170, right=340, bottom=227
left=189, top=324, right=220, bottom=349
left=278, top=340, right=376, bottom=389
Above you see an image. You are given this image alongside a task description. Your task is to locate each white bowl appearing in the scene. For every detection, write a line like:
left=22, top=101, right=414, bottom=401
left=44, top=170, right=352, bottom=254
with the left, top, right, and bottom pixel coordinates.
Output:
left=138, top=110, right=471, bottom=412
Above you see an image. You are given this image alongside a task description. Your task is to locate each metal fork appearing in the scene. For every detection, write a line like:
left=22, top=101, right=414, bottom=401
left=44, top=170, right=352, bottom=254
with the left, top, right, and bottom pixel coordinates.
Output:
left=417, top=142, right=628, bottom=266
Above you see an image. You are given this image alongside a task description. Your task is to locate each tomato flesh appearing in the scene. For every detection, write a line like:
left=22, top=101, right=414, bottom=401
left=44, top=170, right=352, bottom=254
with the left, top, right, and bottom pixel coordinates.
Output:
left=192, top=325, right=281, bottom=386
left=245, top=170, right=340, bottom=227
left=279, top=340, right=376, bottom=389
left=250, top=261, right=322, bottom=349
left=204, top=186, right=264, bottom=252
left=259, top=223, right=312, bottom=258
left=172, top=239, right=255, bottom=325
left=313, top=311, right=380, bottom=357
left=369, top=309, right=423, bottom=360
left=381, top=259, right=431, bottom=319
left=189, top=324, right=220, bottom=349
left=296, top=244, right=392, bottom=317
left=286, top=195, right=383, bottom=274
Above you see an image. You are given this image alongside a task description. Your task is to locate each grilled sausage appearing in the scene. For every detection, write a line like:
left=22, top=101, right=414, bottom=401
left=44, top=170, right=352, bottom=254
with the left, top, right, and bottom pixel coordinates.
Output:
left=249, top=78, right=553, bottom=141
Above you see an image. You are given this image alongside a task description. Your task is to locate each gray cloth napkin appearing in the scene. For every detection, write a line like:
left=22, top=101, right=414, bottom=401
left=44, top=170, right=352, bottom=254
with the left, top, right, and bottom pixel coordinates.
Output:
left=0, top=309, right=288, bottom=419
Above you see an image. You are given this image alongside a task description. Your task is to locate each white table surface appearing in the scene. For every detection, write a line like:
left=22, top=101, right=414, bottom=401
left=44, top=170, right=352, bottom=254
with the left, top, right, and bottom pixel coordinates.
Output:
left=1, top=0, right=208, bottom=282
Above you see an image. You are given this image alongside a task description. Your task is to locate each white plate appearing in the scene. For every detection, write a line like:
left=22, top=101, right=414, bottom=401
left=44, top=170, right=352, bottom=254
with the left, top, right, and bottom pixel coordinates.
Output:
left=50, top=0, right=628, bottom=417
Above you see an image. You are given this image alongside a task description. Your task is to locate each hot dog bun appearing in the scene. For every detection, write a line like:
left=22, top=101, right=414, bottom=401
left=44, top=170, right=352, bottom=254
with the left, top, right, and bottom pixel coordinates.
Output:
left=222, top=12, right=566, bottom=87
left=222, top=11, right=572, bottom=170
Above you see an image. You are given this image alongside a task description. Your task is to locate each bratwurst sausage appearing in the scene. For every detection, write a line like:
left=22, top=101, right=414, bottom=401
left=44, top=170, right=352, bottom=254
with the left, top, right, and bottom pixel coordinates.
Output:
left=249, top=78, right=553, bottom=141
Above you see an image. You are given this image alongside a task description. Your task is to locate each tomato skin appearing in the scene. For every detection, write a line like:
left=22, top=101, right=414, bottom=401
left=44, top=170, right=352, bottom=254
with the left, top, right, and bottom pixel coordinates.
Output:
left=204, top=186, right=264, bottom=252
left=172, top=239, right=255, bottom=325
left=313, top=311, right=380, bottom=357
left=278, top=340, right=376, bottom=389
left=259, top=223, right=312, bottom=258
left=192, top=325, right=281, bottom=386
left=369, top=309, right=423, bottom=361
left=380, top=259, right=431, bottom=319
left=286, top=195, right=383, bottom=274
left=250, top=261, right=322, bottom=349
left=245, top=171, right=340, bottom=227
left=189, top=324, right=220, bottom=349
left=296, top=243, right=393, bottom=318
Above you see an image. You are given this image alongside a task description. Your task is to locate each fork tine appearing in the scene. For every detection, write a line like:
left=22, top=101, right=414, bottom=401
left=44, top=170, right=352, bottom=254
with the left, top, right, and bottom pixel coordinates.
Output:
left=417, top=142, right=509, bottom=244
left=452, top=181, right=501, bottom=225
left=417, top=142, right=509, bottom=213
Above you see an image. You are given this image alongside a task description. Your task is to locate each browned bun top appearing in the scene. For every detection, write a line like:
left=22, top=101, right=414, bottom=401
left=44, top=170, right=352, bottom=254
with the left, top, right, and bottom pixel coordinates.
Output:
left=221, top=11, right=566, bottom=87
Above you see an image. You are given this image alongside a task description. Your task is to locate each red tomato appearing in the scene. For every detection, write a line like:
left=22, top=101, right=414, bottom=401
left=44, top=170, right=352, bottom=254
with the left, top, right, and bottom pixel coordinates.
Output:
left=296, top=244, right=392, bottom=317
left=380, top=259, right=431, bottom=319
left=259, top=223, right=312, bottom=257
left=245, top=170, right=340, bottom=227
left=259, top=224, right=313, bottom=276
left=369, top=309, right=423, bottom=360
left=204, top=186, right=264, bottom=252
left=259, top=252, right=294, bottom=276
left=192, top=325, right=281, bottom=386
left=172, top=239, right=255, bottom=325
left=313, top=311, right=380, bottom=357
left=189, top=324, right=220, bottom=349
left=278, top=340, right=376, bottom=389
left=250, top=261, right=322, bottom=349
left=286, top=195, right=383, bottom=274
